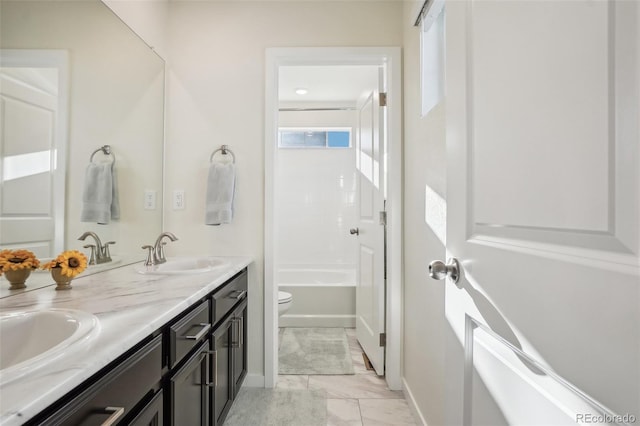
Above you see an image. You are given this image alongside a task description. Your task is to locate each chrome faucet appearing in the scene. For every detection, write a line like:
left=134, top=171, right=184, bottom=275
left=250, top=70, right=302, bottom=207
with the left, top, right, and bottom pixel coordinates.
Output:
left=78, top=231, right=115, bottom=264
left=142, top=232, right=178, bottom=266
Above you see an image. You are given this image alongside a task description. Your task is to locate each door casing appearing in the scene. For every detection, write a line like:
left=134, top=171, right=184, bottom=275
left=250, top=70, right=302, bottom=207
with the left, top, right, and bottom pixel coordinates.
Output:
left=264, top=47, right=403, bottom=389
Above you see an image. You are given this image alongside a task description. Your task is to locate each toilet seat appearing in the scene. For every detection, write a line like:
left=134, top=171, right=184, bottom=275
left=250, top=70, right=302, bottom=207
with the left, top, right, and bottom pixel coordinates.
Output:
left=278, top=291, right=292, bottom=304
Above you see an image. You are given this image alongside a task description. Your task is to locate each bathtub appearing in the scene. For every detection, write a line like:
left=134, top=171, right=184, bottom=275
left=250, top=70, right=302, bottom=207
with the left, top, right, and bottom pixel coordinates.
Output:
left=277, top=267, right=356, bottom=328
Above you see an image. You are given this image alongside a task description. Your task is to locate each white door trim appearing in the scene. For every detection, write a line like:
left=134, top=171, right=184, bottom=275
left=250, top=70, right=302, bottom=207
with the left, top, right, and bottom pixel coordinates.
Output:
left=264, top=47, right=403, bottom=389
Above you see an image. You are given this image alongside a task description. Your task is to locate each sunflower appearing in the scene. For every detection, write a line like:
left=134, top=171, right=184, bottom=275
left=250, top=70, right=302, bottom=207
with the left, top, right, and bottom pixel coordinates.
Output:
left=41, top=250, right=88, bottom=278
left=0, top=249, right=40, bottom=276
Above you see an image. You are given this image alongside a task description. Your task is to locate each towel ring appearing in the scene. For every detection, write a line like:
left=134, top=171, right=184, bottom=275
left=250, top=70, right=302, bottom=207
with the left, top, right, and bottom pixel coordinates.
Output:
left=90, top=145, right=115, bottom=165
left=210, top=145, right=236, bottom=163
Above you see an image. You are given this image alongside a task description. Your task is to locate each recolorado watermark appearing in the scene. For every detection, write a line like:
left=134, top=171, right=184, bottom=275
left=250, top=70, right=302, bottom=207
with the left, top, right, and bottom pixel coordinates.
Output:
left=576, top=413, right=637, bottom=424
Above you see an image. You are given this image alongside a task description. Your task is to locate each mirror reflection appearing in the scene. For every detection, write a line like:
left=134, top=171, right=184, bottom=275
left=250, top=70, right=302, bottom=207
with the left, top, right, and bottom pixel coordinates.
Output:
left=0, top=0, right=164, bottom=293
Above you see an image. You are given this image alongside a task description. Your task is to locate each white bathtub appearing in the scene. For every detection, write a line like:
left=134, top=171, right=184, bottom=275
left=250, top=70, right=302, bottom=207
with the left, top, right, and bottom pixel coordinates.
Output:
left=277, top=267, right=356, bottom=328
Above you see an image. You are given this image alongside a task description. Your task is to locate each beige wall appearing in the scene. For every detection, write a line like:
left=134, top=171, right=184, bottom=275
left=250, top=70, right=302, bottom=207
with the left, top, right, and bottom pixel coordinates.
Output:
left=402, top=2, right=447, bottom=424
left=164, top=0, right=402, bottom=385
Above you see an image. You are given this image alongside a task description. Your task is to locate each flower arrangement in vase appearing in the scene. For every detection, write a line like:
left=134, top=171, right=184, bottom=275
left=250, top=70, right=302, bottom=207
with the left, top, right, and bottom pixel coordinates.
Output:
left=42, top=250, right=88, bottom=290
left=0, top=249, right=41, bottom=290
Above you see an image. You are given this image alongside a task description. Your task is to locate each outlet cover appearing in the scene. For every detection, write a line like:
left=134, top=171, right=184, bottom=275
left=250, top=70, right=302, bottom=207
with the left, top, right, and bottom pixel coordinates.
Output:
left=173, top=190, right=185, bottom=210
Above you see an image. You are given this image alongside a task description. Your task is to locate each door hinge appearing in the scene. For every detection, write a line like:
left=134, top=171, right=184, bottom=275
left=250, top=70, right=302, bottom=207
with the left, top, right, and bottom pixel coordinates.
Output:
left=379, top=211, right=387, bottom=226
left=379, top=333, right=386, bottom=347
left=379, top=92, right=387, bottom=107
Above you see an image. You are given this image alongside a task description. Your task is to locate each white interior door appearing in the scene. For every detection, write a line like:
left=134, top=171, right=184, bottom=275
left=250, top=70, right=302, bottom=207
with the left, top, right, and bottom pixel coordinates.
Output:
left=0, top=52, right=67, bottom=258
left=355, top=72, right=386, bottom=376
left=442, top=0, right=639, bottom=425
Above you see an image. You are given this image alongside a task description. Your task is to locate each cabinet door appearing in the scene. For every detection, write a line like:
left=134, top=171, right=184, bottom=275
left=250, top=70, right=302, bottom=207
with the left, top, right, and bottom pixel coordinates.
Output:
left=231, top=300, right=247, bottom=397
left=130, top=390, right=163, bottom=426
left=210, top=320, right=233, bottom=426
left=169, top=341, right=209, bottom=426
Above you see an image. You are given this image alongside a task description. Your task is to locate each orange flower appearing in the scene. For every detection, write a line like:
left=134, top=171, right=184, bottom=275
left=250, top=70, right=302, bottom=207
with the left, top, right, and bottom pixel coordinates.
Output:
left=0, top=249, right=40, bottom=276
left=41, top=250, right=88, bottom=278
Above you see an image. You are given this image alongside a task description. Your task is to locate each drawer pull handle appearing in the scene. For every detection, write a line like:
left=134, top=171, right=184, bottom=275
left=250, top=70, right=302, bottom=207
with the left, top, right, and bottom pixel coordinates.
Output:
left=205, top=350, right=218, bottom=388
left=228, top=290, right=246, bottom=300
left=185, top=323, right=211, bottom=340
left=231, top=317, right=244, bottom=348
left=101, top=406, right=125, bottom=426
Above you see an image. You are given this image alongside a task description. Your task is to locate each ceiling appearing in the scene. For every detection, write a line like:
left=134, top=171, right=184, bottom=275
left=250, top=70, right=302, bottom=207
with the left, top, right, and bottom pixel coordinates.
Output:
left=278, top=65, right=379, bottom=104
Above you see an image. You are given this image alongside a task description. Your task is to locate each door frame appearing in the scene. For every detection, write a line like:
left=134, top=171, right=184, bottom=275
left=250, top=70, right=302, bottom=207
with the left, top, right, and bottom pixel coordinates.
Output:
left=264, top=47, right=403, bottom=389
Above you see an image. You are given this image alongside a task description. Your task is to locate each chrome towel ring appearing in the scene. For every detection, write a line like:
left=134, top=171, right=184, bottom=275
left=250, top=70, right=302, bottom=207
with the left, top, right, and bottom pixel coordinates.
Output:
left=90, top=145, right=115, bottom=165
left=210, top=145, right=236, bottom=164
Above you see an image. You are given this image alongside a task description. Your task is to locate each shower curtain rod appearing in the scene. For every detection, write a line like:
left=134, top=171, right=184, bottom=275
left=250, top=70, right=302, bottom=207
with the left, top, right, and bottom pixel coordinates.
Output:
left=278, top=107, right=356, bottom=112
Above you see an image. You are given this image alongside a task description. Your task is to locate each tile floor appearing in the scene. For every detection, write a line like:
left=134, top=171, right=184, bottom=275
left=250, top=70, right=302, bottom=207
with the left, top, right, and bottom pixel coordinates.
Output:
left=277, top=328, right=419, bottom=426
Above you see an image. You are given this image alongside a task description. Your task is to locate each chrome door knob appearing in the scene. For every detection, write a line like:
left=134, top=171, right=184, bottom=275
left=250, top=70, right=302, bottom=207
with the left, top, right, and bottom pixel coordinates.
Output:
left=350, top=228, right=359, bottom=235
left=428, top=258, right=461, bottom=283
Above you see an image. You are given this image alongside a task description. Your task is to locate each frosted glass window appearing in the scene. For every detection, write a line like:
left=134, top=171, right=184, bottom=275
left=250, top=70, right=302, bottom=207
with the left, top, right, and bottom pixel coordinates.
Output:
left=305, top=131, right=327, bottom=147
left=279, top=128, right=351, bottom=148
left=420, top=2, right=445, bottom=117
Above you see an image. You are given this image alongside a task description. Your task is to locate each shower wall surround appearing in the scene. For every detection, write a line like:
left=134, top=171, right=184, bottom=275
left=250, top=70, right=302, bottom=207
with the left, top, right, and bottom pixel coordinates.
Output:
left=275, top=108, right=357, bottom=327
left=275, top=148, right=357, bottom=267
left=276, top=109, right=357, bottom=268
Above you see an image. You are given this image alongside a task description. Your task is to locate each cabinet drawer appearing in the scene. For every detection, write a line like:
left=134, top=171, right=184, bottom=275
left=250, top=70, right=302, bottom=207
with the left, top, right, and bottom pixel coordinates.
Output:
left=36, top=335, right=162, bottom=426
left=169, top=300, right=211, bottom=369
left=212, top=269, right=247, bottom=324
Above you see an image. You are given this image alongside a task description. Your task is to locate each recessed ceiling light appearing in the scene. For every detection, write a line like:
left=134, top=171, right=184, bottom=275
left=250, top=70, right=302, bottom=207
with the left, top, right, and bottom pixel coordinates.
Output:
left=295, top=88, right=308, bottom=95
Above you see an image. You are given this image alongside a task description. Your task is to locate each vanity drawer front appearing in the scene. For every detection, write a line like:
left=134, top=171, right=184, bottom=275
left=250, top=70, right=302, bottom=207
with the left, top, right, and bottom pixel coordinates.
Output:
left=169, top=300, right=211, bottom=369
left=212, top=269, right=248, bottom=324
left=35, top=335, right=162, bottom=426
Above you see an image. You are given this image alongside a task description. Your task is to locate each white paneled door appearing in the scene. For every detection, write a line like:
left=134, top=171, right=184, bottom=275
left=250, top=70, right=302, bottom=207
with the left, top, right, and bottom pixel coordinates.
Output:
left=355, top=70, right=386, bottom=376
left=0, top=61, right=63, bottom=258
left=441, top=1, right=640, bottom=424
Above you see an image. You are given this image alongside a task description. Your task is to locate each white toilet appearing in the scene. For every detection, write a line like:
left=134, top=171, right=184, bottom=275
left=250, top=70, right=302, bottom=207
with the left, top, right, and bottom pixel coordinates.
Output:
left=278, top=291, right=293, bottom=316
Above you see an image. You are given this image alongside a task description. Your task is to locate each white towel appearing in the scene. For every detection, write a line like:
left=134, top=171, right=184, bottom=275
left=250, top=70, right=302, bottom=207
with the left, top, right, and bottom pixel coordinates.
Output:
left=205, top=162, right=236, bottom=225
left=80, top=162, right=120, bottom=224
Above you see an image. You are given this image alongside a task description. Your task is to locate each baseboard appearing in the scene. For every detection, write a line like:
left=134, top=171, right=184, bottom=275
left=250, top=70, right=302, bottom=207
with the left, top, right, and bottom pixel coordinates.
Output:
left=243, top=373, right=265, bottom=388
left=403, top=377, right=428, bottom=426
left=279, top=314, right=356, bottom=328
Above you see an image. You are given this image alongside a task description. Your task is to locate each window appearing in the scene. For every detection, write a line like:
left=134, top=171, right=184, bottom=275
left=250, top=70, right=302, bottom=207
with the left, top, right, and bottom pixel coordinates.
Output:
left=420, top=0, right=445, bottom=117
left=278, top=128, right=352, bottom=148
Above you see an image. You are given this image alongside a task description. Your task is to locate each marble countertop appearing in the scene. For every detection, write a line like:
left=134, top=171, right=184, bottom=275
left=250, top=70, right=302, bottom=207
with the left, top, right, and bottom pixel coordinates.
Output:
left=0, top=256, right=253, bottom=426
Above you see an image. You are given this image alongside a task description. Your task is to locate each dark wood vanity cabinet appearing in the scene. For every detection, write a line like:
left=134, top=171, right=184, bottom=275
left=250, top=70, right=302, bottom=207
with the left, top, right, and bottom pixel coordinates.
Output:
left=27, top=335, right=163, bottom=426
left=168, top=267, right=248, bottom=426
left=211, top=317, right=233, bottom=426
left=130, top=390, right=164, bottom=426
left=25, top=267, right=248, bottom=426
left=210, top=269, right=248, bottom=426
left=231, top=300, right=248, bottom=396
left=169, top=341, right=210, bottom=426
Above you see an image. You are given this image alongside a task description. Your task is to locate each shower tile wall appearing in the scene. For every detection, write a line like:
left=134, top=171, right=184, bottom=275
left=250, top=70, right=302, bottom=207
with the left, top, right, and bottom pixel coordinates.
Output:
left=276, top=147, right=357, bottom=267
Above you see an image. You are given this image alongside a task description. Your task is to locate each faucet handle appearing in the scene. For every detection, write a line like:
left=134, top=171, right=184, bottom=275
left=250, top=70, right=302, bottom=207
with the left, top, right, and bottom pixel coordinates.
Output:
left=83, top=245, right=97, bottom=265
left=141, top=245, right=154, bottom=267
left=103, top=241, right=116, bottom=260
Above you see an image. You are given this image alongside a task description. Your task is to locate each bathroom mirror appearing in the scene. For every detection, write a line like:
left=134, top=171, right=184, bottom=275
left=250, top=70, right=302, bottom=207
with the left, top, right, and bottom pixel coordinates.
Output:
left=0, top=0, right=164, bottom=294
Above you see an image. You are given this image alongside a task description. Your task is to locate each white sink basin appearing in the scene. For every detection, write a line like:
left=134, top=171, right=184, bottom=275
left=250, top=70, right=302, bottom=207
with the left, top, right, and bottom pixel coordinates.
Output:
left=0, top=309, right=99, bottom=384
left=135, top=257, right=229, bottom=275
